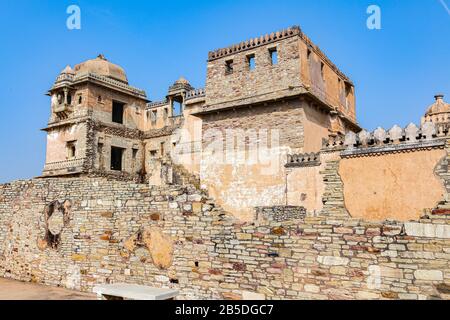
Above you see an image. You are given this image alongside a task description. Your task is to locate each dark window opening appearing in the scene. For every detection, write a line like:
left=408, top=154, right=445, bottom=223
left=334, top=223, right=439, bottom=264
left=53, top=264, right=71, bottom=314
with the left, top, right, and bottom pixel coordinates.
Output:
left=78, top=95, right=82, bottom=104
left=269, top=48, right=278, bottom=65
left=225, top=60, right=233, bottom=74
left=150, top=150, right=157, bottom=157
left=67, top=95, right=72, bottom=105
left=320, top=62, right=325, bottom=81
left=98, top=96, right=102, bottom=103
left=132, top=148, right=138, bottom=172
left=67, top=141, right=76, bottom=159
left=111, top=146, right=124, bottom=171
left=160, top=142, right=165, bottom=157
left=112, top=101, right=125, bottom=124
left=247, top=54, right=255, bottom=70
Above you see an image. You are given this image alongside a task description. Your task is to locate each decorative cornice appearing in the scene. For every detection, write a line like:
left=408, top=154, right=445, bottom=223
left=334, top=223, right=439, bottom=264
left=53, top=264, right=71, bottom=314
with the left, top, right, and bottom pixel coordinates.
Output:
left=341, top=140, right=445, bottom=158
left=286, top=153, right=321, bottom=167
left=328, top=122, right=448, bottom=157
left=51, top=72, right=147, bottom=100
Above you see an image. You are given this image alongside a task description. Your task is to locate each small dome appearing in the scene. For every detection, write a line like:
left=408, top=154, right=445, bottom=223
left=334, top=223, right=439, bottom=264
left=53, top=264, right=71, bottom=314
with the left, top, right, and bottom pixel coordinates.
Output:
left=425, top=94, right=450, bottom=116
left=174, top=77, right=190, bottom=85
left=60, top=65, right=75, bottom=75
left=73, top=54, right=128, bottom=83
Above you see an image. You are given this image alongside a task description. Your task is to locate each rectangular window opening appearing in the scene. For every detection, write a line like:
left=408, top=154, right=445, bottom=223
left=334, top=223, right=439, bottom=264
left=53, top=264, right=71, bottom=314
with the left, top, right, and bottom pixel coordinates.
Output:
left=225, top=60, right=234, bottom=74
left=269, top=48, right=278, bottom=65
left=110, top=146, right=124, bottom=171
left=172, top=101, right=182, bottom=116
left=66, top=141, right=76, bottom=159
left=345, top=83, right=352, bottom=109
left=247, top=54, right=255, bottom=71
left=112, top=101, right=125, bottom=124
left=151, top=110, right=157, bottom=124
left=132, top=148, right=138, bottom=172
left=320, top=62, right=325, bottom=81
left=160, top=142, right=165, bottom=157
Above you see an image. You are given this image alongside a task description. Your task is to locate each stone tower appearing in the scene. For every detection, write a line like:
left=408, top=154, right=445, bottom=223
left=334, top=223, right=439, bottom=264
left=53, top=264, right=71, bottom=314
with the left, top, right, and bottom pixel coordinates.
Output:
left=42, top=55, right=149, bottom=178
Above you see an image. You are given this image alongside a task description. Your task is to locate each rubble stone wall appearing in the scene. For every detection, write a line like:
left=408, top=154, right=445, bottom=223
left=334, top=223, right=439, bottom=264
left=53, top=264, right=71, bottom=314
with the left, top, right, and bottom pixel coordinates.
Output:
left=1, top=173, right=449, bottom=300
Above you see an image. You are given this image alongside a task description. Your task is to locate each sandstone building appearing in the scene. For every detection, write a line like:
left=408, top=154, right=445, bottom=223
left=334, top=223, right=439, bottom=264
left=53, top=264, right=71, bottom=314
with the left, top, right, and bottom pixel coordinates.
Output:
left=42, top=26, right=360, bottom=221
left=1, top=26, right=449, bottom=300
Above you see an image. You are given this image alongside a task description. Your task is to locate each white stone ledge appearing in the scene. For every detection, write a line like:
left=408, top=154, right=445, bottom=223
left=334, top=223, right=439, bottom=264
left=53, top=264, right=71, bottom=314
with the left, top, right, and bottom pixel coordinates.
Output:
left=404, top=222, right=450, bottom=239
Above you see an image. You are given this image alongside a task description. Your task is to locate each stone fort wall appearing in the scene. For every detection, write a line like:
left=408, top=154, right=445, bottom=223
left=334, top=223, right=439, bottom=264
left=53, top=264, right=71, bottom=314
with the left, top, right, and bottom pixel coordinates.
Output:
left=1, top=148, right=449, bottom=300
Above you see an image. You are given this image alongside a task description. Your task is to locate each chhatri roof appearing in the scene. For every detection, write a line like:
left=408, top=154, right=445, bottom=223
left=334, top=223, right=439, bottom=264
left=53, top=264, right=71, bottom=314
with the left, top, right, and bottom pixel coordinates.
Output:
left=425, top=94, right=450, bottom=116
left=72, top=54, right=128, bottom=83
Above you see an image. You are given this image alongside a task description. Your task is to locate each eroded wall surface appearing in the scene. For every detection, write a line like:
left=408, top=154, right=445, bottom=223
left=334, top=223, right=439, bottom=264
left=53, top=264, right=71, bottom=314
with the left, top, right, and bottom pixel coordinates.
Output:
left=340, top=149, right=446, bottom=221
left=0, top=177, right=449, bottom=300
left=199, top=100, right=307, bottom=221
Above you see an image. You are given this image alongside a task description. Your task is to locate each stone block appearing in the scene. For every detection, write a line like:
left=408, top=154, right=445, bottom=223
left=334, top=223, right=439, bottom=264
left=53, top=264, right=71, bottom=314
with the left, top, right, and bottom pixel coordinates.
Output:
left=404, top=222, right=450, bottom=239
left=317, top=255, right=349, bottom=266
left=414, top=270, right=443, bottom=281
left=242, top=291, right=266, bottom=300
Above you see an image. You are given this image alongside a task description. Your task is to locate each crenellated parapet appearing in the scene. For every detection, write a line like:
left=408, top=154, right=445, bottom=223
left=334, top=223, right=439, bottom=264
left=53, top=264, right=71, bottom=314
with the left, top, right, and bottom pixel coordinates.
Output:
left=207, top=25, right=351, bottom=84
left=286, top=152, right=321, bottom=167
left=147, top=99, right=169, bottom=109
left=335, top=122, right=447, bottom=157
left=185, top=88, right=206, bottom=101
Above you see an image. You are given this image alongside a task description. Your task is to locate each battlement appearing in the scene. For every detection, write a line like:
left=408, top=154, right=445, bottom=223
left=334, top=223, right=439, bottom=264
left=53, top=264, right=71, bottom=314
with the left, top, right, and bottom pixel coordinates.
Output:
left=207, top=25, right=352, bottom=84
left=322, top=122, right=447, bottom=156
left=185, top=88, right=206, bottom=101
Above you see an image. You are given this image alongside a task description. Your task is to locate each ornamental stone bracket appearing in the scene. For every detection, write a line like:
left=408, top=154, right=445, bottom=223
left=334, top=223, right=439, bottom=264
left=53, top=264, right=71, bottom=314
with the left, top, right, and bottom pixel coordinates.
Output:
left=285, top=153, right=321, bottom=167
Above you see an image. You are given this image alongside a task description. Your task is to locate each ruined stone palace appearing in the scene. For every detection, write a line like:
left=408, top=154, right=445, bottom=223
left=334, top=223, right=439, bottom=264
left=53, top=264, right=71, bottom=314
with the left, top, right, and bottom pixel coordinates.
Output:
left=1, top=26, right=449, bottom=300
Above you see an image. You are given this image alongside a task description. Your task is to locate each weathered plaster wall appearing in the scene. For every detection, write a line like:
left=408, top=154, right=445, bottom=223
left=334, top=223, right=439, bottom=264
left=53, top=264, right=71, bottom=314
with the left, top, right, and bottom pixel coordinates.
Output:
left=45, top=123, right=88, bottom=164
left=340, top=149, right=447, bottom=221
left=200, top=100, right=307, bottom=221
left=287, top=165, right=325, bottom=213
left=86, top=83, right=147, bottom=130
left=302, top=104, right=331, bottom=152
left=0, top=177, right=449, bottom=300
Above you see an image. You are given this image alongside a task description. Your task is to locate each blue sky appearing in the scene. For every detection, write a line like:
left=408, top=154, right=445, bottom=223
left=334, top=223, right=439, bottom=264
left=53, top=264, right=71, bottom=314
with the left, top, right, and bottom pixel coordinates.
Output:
left=0, top=0, right=449, bottom=183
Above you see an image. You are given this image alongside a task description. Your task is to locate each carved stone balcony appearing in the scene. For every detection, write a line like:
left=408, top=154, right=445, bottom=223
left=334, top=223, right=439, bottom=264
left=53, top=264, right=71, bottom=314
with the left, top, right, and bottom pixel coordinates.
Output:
left=53, top=103, right=74, bottom=119
left=43, top=158, right=84, bottom=176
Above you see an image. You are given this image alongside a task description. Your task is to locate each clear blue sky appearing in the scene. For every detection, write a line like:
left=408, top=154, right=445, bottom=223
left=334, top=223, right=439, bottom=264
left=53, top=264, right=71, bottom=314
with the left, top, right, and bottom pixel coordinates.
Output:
left=0, top=0, right=448, bottom=183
